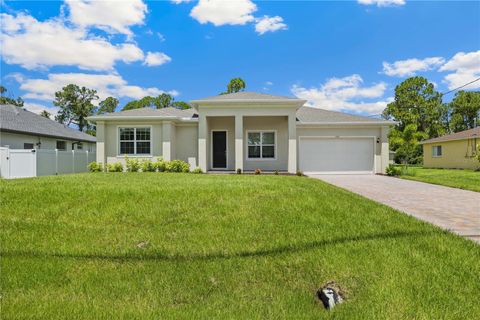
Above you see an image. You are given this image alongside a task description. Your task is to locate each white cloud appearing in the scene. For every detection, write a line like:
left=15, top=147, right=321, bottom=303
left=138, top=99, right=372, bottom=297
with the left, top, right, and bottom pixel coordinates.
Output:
left=65, top=0, right=148, bottom=36
left=143, top=52, right=172, bottom=66
left=190, top=0, right=257, bottom=26
left=15, top=73, right=178, bottom=103
left=358, top=0, right=406, bottom=6
left=171, top=0, right=193, bottom=3
left=382, top=57, right=445, bottom=77
left=291, top=74, right=391, bottom=114
left=255, top=16, right=287, bottom=35
left=23, top=102, right=59, bottom=118
left=0, top=12, right=144, bottom=71
left=439, top=51, right=480, bottom=89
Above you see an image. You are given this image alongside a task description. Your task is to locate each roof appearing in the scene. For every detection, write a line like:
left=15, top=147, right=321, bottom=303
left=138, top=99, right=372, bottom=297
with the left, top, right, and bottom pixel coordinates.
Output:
left=87, top=106, right=197, bottom=121
left=0, top=104, right=96, bottom=142
left=296, top=106, right=395, bottom=125
left=421, top=127, right=480, bottom=144
left=193, top=91, right=299, bottom=102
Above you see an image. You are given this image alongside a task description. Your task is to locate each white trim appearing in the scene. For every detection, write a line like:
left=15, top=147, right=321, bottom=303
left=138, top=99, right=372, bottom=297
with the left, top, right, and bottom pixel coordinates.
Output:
left=245, top=130, right=277, bottom=161
left=210, top=129, right=228, bottom=170
left=116, top=125, right=153, bottom=157
left=298, top=135, right=376, bottom=174
left=297, top=121, right=396, bottom=127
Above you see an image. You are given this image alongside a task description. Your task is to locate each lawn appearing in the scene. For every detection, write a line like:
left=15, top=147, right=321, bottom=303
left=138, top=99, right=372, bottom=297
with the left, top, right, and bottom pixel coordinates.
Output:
left=1, top=173, right=479, bottom=319
left=399, top=167, right=480, bottom=192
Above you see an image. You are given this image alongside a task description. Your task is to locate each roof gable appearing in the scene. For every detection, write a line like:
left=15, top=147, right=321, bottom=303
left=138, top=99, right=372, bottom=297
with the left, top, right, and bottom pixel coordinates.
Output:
left=421, top=127, right=480, bottom=144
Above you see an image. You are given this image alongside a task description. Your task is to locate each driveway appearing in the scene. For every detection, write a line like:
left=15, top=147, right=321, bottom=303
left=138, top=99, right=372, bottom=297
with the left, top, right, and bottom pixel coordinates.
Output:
left=309, top=174, right=480, bottom=243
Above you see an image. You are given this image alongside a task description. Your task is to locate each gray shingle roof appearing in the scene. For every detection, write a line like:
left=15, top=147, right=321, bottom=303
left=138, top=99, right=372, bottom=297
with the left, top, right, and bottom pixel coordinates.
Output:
left=96, top=107, right=196, bottom=118
left=421, top=127, right=480, bottom=144
left=0, top=104, right=96, bottom=142
left=296, top=106, right=392, bottom=123
left=193, top=91, right=299, bottom=101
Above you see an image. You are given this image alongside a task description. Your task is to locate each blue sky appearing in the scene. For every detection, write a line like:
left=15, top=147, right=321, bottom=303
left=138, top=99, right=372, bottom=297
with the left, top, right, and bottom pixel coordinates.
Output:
left=1, top=0, right=479, bottom=117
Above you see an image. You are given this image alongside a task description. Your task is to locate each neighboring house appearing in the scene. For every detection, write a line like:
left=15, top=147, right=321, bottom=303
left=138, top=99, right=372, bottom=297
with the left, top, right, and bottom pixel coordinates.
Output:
left=88, top=92, right=395, bottom=174
left=0, top=104, right=96, bottom=151
left=421, top=127, right=480, bottom=170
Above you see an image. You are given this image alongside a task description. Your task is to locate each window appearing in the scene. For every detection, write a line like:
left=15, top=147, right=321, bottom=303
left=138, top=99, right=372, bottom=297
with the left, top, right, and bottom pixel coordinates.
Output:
left=76, top=143, right=83, bottom=150
left=56, top=141, right=66, bottom=150
left=24, top=143, right=34, bottom=149
left=119, top=127, right=151, bottom=155
left=247, top=131, right=275, bottom=159
left=432, top=145, right=442, bottom=157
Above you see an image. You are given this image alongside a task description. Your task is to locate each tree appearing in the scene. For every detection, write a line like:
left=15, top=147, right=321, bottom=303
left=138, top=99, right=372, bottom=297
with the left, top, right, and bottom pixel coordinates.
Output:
left=172, top=101, right=191, bottom=110
left=40, top=110, right=51, bottom=119
left=0, top=85, right=24, bottom=107
left=220, top=78, right=246, bottom=95
left=389, top=124, right=427, bottom=168
left=448, top=91, right=480, bottom=133
left=155, top=93, right=174, bottom=109
left=382, top=77, right=447, bottom=139
left=54, top=84, right=98, bottom=132
left=121, top=93, right=191, bottom=111
left=97, top=97, right=119, bottom=114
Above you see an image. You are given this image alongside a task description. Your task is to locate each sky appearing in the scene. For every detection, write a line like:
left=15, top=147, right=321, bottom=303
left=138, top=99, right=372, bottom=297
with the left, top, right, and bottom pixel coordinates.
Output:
left=1, top=0, right=479, bottom=118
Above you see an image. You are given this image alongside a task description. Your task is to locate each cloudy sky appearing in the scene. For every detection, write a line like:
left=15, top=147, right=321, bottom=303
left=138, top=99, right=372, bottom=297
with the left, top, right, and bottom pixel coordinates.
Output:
left=1, top=0, right=479, bottom=117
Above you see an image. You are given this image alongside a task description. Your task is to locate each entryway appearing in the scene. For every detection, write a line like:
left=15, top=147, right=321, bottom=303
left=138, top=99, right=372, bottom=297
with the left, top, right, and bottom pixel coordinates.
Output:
left=212, top=130, right=227, bottom=169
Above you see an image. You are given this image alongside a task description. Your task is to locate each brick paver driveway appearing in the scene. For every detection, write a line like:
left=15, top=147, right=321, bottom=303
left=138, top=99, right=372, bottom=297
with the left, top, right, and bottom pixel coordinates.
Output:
left=309, top=174, right=480, bottom=243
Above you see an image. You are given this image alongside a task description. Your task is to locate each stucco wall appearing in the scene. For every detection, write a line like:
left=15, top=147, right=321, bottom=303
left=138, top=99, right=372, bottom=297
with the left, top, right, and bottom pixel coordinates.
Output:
left=423, top=139, right=479, bottom=169
left=175, top=124, right=198, bottom=164
left=0, top=131, right=95, bottom=151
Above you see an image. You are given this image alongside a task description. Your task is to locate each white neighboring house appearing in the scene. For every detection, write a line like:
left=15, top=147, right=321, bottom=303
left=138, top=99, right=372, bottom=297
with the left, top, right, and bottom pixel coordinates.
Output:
left=0, top=104, right=96, bottom=151
left=88, top=92, right=395, bottom=174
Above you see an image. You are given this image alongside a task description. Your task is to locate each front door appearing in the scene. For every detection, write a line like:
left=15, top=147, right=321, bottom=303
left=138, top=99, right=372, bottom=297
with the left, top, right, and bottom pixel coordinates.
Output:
left=212, top=131, right=227, bottom=169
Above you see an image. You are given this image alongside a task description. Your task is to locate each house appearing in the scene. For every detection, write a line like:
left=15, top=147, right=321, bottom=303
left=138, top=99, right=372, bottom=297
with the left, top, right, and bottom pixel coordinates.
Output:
left=87, top=92, right=395, bottom=174
left=421, top=127, right=479, bottom=170
left=0, top=104, right=96, bottom=151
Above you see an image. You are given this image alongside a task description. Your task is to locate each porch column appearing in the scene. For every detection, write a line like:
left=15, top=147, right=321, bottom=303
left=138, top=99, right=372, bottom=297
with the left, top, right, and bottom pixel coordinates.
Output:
left=288, top=114, right=297, bottom=174
left=95, top=121, right=106, bottom=165
left=198, top=114, right=207, bottom=172
left=380, top=126, right=389, bottom=174
left=235, top=115, right=243, bottom=171
left=162, top=121, right=172, bottom=161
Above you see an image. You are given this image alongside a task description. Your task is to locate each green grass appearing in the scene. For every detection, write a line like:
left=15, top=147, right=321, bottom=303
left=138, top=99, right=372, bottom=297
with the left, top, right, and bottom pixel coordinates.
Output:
left=1, top=173, right=479, bottom=319
left=399, top=167, right=480, bottom=192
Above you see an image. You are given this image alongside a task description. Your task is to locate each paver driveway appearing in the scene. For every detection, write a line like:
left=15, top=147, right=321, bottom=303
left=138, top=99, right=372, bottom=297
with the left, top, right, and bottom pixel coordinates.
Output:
left=309, top=174, right=480, bottom=243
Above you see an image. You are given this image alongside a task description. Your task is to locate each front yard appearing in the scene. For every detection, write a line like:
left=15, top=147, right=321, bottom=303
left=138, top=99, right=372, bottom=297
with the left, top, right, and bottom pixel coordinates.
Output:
left=1, top=173, right=479, bottom=319
left=399, top=167, right=480, bottom=192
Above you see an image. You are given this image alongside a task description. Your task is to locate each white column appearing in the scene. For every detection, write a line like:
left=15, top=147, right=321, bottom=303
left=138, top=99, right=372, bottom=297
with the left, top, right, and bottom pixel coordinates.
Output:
left=162, top=121, right=172, bottom=161
left=235, top=115, right=243, bottom=171
left=380, top=126, right=389, bottom=174
left=95, top=121, right=106, bottom=164
left=198, top=115, right=207, bottom=172
left=288, top=114, right=297, bottom=174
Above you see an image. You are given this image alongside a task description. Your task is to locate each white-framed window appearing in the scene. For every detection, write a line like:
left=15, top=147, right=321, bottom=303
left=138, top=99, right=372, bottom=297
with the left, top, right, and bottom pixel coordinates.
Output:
left=432, top=145, right=442, bottom=157
left=76, top=143, right=83, bottom=150
left=119, top=127, right=151, bottom=155
left=56, top=140, right=66, bottom=151
left=247, top=131, right=275, bottom=159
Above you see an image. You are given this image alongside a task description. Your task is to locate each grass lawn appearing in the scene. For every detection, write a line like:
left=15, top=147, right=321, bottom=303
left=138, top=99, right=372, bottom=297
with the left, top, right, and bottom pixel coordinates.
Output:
left=399, top=167, right=480, bottom=192
left=1, top=173, right=479, bottom=319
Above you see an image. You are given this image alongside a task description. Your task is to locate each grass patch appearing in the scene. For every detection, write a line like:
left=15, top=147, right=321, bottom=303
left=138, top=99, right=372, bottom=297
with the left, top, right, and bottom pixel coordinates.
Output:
left=1, top=173, right=479, bottom=319
left=399, top=167, right=480, bottom=192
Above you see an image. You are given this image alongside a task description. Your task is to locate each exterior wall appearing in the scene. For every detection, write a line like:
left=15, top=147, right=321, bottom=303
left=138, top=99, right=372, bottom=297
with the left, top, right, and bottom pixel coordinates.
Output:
left=0, top=131, right=95, bottom=151
left=423, top=139, right=479, bottom=169
left=175, top=124, right=198, bottom=165
left=297, top=126, right=389, bottom=174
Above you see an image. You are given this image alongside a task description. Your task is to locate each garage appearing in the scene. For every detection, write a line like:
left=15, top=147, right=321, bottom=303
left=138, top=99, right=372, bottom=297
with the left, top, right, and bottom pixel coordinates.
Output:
left=299, top=137, right=375, bottom=174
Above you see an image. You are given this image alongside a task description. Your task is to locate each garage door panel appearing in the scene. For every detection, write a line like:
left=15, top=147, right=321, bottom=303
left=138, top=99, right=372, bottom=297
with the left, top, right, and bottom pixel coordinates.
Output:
left=299, top=137, right=374, bottom=173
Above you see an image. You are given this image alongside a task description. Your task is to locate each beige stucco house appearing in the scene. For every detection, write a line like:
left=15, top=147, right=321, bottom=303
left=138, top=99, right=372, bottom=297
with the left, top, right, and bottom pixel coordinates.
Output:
left=88, top=92, right=395, bottom=174
left=421, top=127, right=479, bottom=170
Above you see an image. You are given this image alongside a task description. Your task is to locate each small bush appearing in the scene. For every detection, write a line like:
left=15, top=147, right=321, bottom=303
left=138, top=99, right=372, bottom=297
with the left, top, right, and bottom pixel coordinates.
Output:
left=255, top=168, right=262, bottom=175
left=274, top=170, right=279, bottom=175
left=386, top=164, right=401, bottom=176
left=126, top=158, right=141, bottom=172
left=236, top=168, right=242, bottom=174
left=166, top=160, right=190, bottom=173
left=88, top=162, right=103, bottom=172
left=106, top=162, right=123, bottom=172
left=140, top=159, right=155, bottom=172
left=192, top=168, right=203, bottom=174
left=296, top=170, right=303, bottom=177
left=153, top=159, right=167, bottom=172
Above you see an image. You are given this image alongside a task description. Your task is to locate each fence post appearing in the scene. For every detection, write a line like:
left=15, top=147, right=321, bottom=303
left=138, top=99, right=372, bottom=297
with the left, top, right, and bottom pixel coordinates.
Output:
left=86, top=150, right=89, bottom=172
left=55, top=149, right=58, bottom=175
left=72, top=150, right=75, bottom=173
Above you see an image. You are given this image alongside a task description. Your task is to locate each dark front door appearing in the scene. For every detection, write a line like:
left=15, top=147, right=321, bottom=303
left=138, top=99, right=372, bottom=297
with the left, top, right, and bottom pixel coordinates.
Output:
left=212, top=131, right=227, bottom=168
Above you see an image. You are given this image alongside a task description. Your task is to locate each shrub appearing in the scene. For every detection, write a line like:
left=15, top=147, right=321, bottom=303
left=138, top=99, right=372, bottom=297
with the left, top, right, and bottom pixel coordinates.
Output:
left=106, top=162, right=123, bottom=172
left=274, top=170, right=279, bottom=175
left=255, top=168, right=262, bottom=175
left=140, top=159, right=155, bottom=172
left=296, top=170, right=303, bottom=177
left=386, top=164, right=401, bottom=176
left=153, top=159, right=167, bottom=172
left=236, top=168, right=242, bottom=174
left=88, top=162, right=103, bottom=172
left=166, top=160, right=190, bottom=173
left=192, top=168, right=203, bottom=174
left=126, top=158, right=141, bottom=172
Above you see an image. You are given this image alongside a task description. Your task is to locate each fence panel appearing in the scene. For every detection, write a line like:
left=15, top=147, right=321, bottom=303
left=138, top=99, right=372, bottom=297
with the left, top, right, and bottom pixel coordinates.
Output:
left=73, top=151, right=88, bottom=173
left=0, top=147, right=10, bottom=178
left=36, top=149, right=57, bottom=176
left=57, top=150, right=73, bottom=174
left=8, top=149, right=36, bottom=178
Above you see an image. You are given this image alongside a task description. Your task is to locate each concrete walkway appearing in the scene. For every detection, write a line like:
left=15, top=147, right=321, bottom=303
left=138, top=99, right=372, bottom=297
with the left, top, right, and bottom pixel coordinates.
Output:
left=309, top=174, right=480, bottom=243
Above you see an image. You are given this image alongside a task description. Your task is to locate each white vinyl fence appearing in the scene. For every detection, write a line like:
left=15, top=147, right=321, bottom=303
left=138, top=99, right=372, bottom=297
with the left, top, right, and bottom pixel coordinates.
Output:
left=0, top=147, right=96, bottom=179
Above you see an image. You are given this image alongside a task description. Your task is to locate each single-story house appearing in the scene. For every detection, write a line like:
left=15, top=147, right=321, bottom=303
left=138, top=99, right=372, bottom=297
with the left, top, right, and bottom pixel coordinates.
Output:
left=421, top=127, right=479, bottom=169
left=87, top=92, right=395, bottom=174
left=0, top=104, right=96, bottom=151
